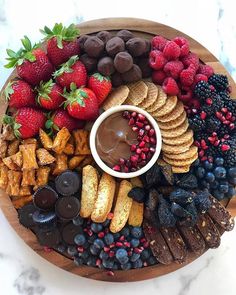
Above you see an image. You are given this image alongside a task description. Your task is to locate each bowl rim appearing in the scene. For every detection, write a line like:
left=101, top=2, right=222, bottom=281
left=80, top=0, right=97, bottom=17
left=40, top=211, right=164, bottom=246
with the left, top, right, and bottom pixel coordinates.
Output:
left=89, top=105, right=162, bottom=178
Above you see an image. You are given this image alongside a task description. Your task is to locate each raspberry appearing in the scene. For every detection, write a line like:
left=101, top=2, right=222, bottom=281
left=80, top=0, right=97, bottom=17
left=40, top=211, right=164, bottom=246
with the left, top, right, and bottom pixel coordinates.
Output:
left=194, top=74, right=208, bottom=84
left=149, top=50, right=167, bottom=70
left=163, top=60, right=184, bottom=79
left=181, top=52, right=199, bottom=70
left=162, top=77, right=179, bottom=95
left=151, top=35, right=167, bottom=51
left=178, top=88, right=193, bottom=103
left=188, top=98, right=201, bottom=109
left=173, top=37, right=190, bottom=57
left=197, top=64, right=214, bottom=78
left=163, top=41, right=181, bottom=60
left=180, top=66, right=195, bottom=86
left=152, top=70, right=166, bottom=84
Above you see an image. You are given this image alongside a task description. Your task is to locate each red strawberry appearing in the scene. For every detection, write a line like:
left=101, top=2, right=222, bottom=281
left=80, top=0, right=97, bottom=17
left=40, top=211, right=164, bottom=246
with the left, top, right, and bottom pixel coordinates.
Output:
left=5, top=36, right=54, bottom=86
left=36, top=79, right=64, bottom=110
left=41, top=23, right=80, bottom=67
left=4, top=80, right=36, bottom=108
left=3, top=107, right=46, bottom=139
left=88, top=73, right=112, bottom=105
left=45, top=108, right=85, bottom=132
left=53, top=55, right=87, bottom=89
left=63, top=83, right=99, bottom=120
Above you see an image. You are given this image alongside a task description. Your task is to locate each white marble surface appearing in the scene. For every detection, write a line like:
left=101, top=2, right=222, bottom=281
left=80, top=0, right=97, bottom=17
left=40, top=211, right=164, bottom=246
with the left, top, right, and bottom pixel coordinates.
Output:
left=0, top=0, right=236, bottom=294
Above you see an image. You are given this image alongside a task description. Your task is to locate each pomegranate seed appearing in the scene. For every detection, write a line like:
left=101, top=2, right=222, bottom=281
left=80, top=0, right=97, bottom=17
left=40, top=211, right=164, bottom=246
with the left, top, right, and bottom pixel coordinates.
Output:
left=224, top=134, right=230, bottom=139
left=104, top=247, right=110, bottom=252
left=136, top=121, right=144, bottom=128
left=124, top=166, right=129, bottom=173
left=200, top=139, right=206, bottom=147
left=96, top=259, right=102, bottom=266
left=150, top=137, right=156, bottom=144
left=136, top=148, right=142, bottom=154
left=141, top=152, right=146, bottom=160
left=201, top=156, right=207, bottom=161
left=109, top=251, right=115, bottom=258
left=107, top=212, right=114, bottom=219
left=139, top=141, right=146, bottom=148
left=147, top=152, right=152, bottom=160
left=230, top=123, right=235, bottom=130
left=212, top=132, right=217, bottom=137
left=148, top=129, right=155, bottom=136
left=107, top=271, right=114, bottom=276
left=119, top=158, right=125, bottom=165
left=200, top=111, right=207, bottom=120
left=202, top=145, right=209, bottom=150
left=87, top=229, right=93, bottom=236
left=143, top=262, right=148, bottom=267
left=83, top=228, right=88, bottom=232
left=213, top=140, right=220, bottom=146
left=139, top=160, right=147, bottom=167
left=208, top=156, right=214, bottom=163
left=123, top=111, right=130, bottom=119
left=194, top=140, right=200, bottom=147
left=98, top=232, right=105, bottom=238
left=226, top=112, right=232, bottom=119
left=109, top=243, right=115, bottom=248
left=43, top=246, right=52, bottom=252
left=119, top=235, right=125, bottom=241
left=137, top=113, right=146, bottom=121
left=144, top=120, right=148, bottom=124
left=223, top=120, right=230, bottom=125
left=128, top=118, right=135, bottom=125
left=145, top=125, right=151, bottom=131
left=143, top=135, right=150, bottom=142
left=221, top=138, right=225, bottom=142
left=142, top=147, right=149, bottom=152
left=116, top=242, right=123, bottom=247
left=77, top=246, right=84, bottom=253
left=221, top=107, right=228, bottom=113
left=199, top=150, right=205, bottom=157
left=140, top=238, right=146, bottom=243
left=192, top=108, right=198, bottom=114
left=138, top=129, right=145, bottom=136
left=216, top=112, right=223, bottom=120
left=123, top=241, right=131, bottom=248
left=130, top=155, right=138, bottom=163
left=128, top=251, right=132, bottom=256
left=206, top=98, right=212, bottom=105
left=149, top=147, right=156, bottom=153
left=131, top=111, right=137, bottom=117
left=221, top=144, right=230, bottom=152
left=210, top=85, right=215, bottom=91
left=130, top=144, right=136, bottom=152
left=131, top=167, right=137, bottom=172
left=134, top=248, right=143, bottom=254
left=132, top=126, right=138, bottom=132
left=113, top=165, right=121, bottom=171
left=143, top=242, right=149, bottom=248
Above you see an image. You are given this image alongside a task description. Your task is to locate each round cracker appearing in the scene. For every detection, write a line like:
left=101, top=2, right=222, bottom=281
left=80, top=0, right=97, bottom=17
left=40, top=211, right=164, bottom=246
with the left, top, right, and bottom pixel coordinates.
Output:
left=163, top=152, right=198, bottom=166
left=125, top=80, right=148, bottom=105
left=157, top=110, right=186, bottom=130
left=103, top=85, right=129, bottom=110
left=152, top=95, right=178, bottom=118
left=146, top=85, right=167, bottom=112
left=162, top=137, right=194, bottom=155
left=138, top=82, right=158, bottom=109
left=162, top=129, right=193, bottom=146
left=172, top=165, right=191, bottom=173
left=164, top=145, right=198, bottom=160
left=157, top=100, right=184, bottom=122
left=161, top=119, right=189, bottom=138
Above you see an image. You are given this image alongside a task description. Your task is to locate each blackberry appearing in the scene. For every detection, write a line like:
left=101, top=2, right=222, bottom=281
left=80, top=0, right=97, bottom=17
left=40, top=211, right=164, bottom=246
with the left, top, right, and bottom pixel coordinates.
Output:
left=223, top=98, right=236, bottom=114
left=206, top=117, right=221, bottom=133
left=217, top=124, right=231, bottom=138
left=194, top=81, right=212, bottom=100
left=224, top=151, right=236, bottom=167
left=202, top=104, right=215, bottom=116
left=218, top=91, right=230, bottom=100
left=211, top=93, right=225, bottom=112
left=208, top=74, right=229, bottom=91
left=188, top=115, right=206, bottom=132
left=205, top=145, right=219, bottom=158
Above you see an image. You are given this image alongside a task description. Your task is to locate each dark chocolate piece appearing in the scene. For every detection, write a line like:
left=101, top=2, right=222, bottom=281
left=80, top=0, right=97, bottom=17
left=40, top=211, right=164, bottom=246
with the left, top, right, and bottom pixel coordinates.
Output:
left=18, top=203, right=36, bottom=228
left=97, top=56, right=115, bottom=76
left=55, top=196, right=80, bottom=220
left=84, top=36, right=104, bottom=58
left=96, top=30, right=112, bottom=43
left=121, top=64, right=142, bottom=83
left=62, top=222, right=82, bottom=245
left=37, top=228, right=61, bottom=247
left=80, top=54, right=97, bottom=72
left=55, top=170, right=81, bottom=196
left=136, top=57, right=152, bottom=78
left=177, top=223, right=206, bottom=255
left=33, top=185, right=58, bottom=211
left=116, top=30, right=134, bottom=42
left=126, top=37, right=147, bottom=57
left=33, top=210, right=57, bottom=226
left=207, top=195, right=235, bottom=231
left=105, top=37, right=125, bottom=57
left=196, top=214, right=221, bottom=248
left=160, top=226, right=187, bottom=263
left=114, top=52, right=133, bottom=73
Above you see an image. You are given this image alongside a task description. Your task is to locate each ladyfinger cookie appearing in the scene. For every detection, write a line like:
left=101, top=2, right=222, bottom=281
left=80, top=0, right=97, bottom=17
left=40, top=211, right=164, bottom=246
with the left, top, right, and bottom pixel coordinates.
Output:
left=128, top=177, right=144, bottom=227
left=91, top=173, right=116, bottom=223
left=110, top=180, right=133, bottom=233
left=80, top=165, right=99, bottom=218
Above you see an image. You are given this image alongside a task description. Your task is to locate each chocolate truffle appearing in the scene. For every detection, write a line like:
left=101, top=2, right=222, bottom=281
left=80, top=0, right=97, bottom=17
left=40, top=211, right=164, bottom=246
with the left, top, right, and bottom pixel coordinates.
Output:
left=114, top=52, right=133, bottom=73
left=97, top=56, right=115, bottom=76
left=55, top=196, right=80, bottom=220
left=143, top=39, right=151, bottom=57
left=105, top=37, right=125, bottom=57
left=111, top=72, right=123, bottom=87
left=116, top=29, right=134, bottom=42
left=121, top=64, right=142, bottom=83
left=126, top=37, right=147, bottom=57
left=84, top=36, right=104, bottom=58
left=96, top=30, right=112, bottom=43
left=137, top=57, right=152, bottom=78
left=78, top=35, right=90, bottom=52
left=80, top=53, right=97, bottom=72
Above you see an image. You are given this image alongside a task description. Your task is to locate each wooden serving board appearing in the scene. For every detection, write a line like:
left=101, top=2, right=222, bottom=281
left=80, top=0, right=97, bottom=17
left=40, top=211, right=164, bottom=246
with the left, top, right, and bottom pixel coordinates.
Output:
left=0, top=18, right=236, bottom=282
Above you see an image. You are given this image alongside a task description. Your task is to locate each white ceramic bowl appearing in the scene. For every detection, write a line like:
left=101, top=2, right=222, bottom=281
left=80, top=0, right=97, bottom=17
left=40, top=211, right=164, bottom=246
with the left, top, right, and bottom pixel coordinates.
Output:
left=90, top=105, right=162, bottom=178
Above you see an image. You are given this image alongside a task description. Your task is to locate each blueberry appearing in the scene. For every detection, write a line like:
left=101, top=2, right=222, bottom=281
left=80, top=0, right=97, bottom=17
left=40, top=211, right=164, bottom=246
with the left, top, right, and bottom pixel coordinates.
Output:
left=201, top=180, right=210, bottom=189
left=219, top=182, right=229, bottom=193
left=130, top=253, right=140, bottom=262
left=104, top=233, right=114, bottom=246
left=102, top=258, right=114, bottom=269
left=213, top=189, right=225, bottom=200
left=119, top=256, right=129, bottom=265
left=210, top=180, right=219, bottom=189
left=147, top=256, right=157, bottom=265
left=132, top=258, right=143, bottom=268
left=83, top=241, right=90, bottom=249
left=205, top=172, right=215, bottom=183
left=87, top=256, right=96, bottom=267
left=91, top=223, right=103, bottom=233
left=214, top=157, right=224, bottom=166
left=121, top=262, right=132, bottom=270
left=67, top=245, right=77, bottom=256
left=228, top=167, right=236, bottom=178
left=115, top=249, right=128, bottom=263
left=130, top=238, right=140, bottom=248
left=196, top=167, right=205, bottom=178
left=102, top=219, right=110, bottom=227
left=140, top=249, right=150, bottom=260
left=99, top=250, right=109, bottom=260
left=93, top=238, right=105, bottom=249
left=204, top=160, right=213, bottom=170
left=72, top=216, right=84, bottom=226
left=74, top=257, right=83, bottom=266
left=120, top=227, right=130, bottom=237
left=131, top=227, right=143, bottom=238
left=74, top=234, right=86, bottom=246
left=229, top=177, right=236, bottom=185
left=88, top=235, right=96, bottom=244
left=214, top=167, right=226, bottom=179
left=89, top=244, right=100, bottom=255
left=226, top=186, right=236, bottom=198
left=80, top=251, right=89, bottom=260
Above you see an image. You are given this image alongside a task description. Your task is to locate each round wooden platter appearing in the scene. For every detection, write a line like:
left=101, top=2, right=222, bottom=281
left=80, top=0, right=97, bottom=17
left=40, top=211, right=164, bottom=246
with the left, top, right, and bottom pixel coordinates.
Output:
left=0, top=18, right=236, bottom=282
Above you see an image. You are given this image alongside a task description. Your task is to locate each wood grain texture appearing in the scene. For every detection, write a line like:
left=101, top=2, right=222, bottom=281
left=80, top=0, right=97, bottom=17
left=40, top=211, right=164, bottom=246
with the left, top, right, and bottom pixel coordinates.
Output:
left=0, top=18, right=236, bottom=282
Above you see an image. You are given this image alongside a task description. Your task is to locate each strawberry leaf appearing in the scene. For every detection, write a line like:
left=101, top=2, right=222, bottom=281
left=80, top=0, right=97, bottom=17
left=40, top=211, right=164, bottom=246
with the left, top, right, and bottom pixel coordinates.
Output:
left=21, top=36, right=32, bottom=51
left=53, top=55, right=78, bottom=77
left=4, top=81, right=15, bottom=101
left=2, top=115, right=14, bottom=125
left=36, top=79, right=54, bottom=102
left=6, top=49, right=17, bottom=58
left=24, top=51, right=36, bottom=62
left=45, top=119, right=54, bottom=129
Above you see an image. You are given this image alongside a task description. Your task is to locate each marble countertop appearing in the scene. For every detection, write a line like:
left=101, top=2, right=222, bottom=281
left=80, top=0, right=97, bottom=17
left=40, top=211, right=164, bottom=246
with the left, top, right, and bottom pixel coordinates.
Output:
left=0, top=0, right=236, bottom=294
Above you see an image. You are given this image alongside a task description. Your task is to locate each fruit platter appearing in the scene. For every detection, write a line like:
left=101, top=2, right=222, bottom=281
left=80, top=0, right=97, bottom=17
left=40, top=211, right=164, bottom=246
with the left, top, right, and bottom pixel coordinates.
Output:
left=0, top=18, right=236, bottom=282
